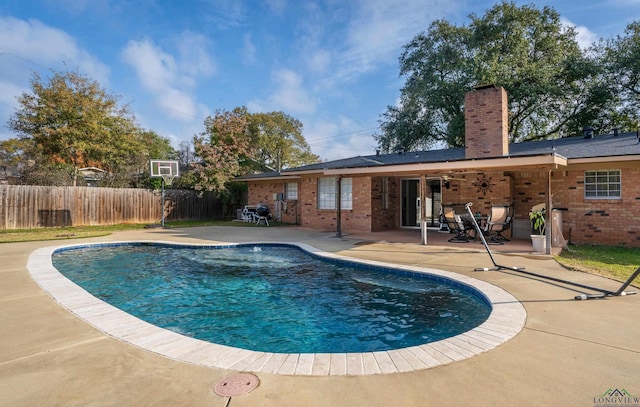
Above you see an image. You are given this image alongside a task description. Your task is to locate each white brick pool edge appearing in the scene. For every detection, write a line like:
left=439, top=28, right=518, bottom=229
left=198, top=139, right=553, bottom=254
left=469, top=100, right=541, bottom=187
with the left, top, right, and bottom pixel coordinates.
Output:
left=27, top=240, right=526, bottom=376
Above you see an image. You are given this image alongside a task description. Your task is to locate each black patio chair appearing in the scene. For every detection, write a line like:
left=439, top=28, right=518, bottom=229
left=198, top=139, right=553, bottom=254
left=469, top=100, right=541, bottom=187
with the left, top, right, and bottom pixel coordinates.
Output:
left=442, top=205, right=475, bottom=243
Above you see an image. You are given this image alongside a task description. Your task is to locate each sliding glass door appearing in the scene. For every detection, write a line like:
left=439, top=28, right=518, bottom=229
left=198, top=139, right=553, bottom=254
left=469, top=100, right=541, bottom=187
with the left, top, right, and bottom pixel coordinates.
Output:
left=401, top=178, right=442, bottom=228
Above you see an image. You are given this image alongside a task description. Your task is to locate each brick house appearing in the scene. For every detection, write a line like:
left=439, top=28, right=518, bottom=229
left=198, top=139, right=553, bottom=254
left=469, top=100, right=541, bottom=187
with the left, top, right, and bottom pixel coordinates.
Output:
left=238, top=85, right=640, bottom=251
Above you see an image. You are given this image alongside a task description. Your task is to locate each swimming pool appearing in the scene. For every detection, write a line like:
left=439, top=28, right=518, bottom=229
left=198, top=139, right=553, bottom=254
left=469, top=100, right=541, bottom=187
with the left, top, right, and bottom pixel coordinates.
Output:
left=28, top=241, right=526, bottom=376
left=51, top=243, right=491, bottom=354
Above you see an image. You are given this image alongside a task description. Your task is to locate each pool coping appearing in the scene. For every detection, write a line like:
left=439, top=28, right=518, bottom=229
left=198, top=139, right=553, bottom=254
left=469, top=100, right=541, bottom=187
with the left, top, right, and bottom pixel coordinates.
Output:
left=27, top=240, right=526, bottom=376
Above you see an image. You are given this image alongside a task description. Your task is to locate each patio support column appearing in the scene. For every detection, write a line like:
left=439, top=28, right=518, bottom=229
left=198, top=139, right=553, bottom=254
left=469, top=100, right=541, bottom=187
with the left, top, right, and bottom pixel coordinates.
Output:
left=420, top=174, right=428, bottom=245
left=545, top=169, right=552, bottom=254
left=335, top=176, right=342, bottom=238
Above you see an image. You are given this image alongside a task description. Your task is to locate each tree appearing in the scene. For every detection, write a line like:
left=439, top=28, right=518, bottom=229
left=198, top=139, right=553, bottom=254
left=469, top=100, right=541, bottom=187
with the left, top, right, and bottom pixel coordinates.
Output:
left=249, top=112, right=320, bottom=172
left=193, top=108, right=320, bottom=192
left=378, top=19, right=472, bottom=151
left=7, top=69, right=177, bottom=187
left=471, top=3, right=617, bottom=140
left=0, top=138, right=29, bottom=180
left=603, top=21, right=640, bottom=127
left=193, top=107, right=253, bottom=192
left=177, top=140, right=196, bottom=167
left=112, top=129, right=177, bottom=188
left=377, top=1, right=617, bottom=152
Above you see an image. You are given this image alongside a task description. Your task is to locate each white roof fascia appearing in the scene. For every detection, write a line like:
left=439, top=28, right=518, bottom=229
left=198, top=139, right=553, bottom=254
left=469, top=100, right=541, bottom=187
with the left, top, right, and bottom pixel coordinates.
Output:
left=322, top=154, right=568, bottom=176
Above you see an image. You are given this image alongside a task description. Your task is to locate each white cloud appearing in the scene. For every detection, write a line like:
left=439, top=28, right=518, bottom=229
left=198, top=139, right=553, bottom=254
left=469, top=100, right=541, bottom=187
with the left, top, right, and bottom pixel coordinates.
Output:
left=0, top=81, right=27, bottom=140
left=0, top=16, right=110, bottom=85
left=304, top=116, right=378, bottom=161
left=250, top=69, right=316, bottom=114
left=199, top=0, right=248, bottom=29
left=121, top=36, right=214, bottom=121
left=264, top=0, right=287, bottom=16
left=122, top=40, right=176, bottom=91
left=242, top=33, right=257, bottom=65
left=262, top=0, right=452, bottom=161
left=0, top=82, right=24, bottom=108
left=175, top=32, right=216, bottom=80
left=336, top=0, right=450, bottom=81
left=306, top=49, right=332, bottom=74
left=562, top=18, right=599, bottom=50
left=286, top=0, right=451, bottom=98
left=0, top=16, right=110, bottom=141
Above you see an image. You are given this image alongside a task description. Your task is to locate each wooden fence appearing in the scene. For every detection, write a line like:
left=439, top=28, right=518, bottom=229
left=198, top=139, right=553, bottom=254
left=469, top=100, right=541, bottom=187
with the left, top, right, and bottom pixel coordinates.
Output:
left=0, top=185, right=233, bottom=230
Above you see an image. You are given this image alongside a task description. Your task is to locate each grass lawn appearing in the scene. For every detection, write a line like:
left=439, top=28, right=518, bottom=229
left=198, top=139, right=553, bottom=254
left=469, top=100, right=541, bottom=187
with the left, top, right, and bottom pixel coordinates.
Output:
left=0, top=219, right=286, bottom=244
left=556, top=244, right=640, bottom=284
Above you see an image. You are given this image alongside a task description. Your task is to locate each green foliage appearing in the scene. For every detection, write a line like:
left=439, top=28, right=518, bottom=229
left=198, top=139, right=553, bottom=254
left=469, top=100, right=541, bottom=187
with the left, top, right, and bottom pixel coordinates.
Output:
left=9, top=71, right=129, bottom=183
left=529, top=209, right=546, bottom=235
left=0, top=138, right=32, bottom=181
left=557, top=245, right=640, bottom=282
left=602, top=21, right=640, bottom=128
left=193, top=107, right=252, bottom=192
left=378, top=1, right=629, bottom=152
left=378, top=19, right=472, bottom=151
left=6, top=70, right=177, bottom=187
left=248, top=111, right=320, bottom=171
left=22, top=161, right=76, bottom=186
left=193, top=107, right=320, bottom=192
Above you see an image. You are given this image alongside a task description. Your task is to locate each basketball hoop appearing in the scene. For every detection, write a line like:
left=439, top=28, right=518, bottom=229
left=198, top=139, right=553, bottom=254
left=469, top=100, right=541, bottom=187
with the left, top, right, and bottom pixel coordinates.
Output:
left=149, top=160, right=180, bottom=227
left=161, top=175, right=175, bottom=186
left=150, top=160, right=179, bottom=179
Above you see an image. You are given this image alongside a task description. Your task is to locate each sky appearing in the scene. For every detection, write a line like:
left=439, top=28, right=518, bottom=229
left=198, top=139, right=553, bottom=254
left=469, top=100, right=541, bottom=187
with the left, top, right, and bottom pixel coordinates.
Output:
left=1, top=0, right=639, bottom=162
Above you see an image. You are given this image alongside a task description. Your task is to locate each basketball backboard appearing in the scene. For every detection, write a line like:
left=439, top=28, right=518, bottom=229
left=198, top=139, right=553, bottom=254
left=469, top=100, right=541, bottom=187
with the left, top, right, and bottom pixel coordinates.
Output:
left=149, top=160, right=179, bottom=178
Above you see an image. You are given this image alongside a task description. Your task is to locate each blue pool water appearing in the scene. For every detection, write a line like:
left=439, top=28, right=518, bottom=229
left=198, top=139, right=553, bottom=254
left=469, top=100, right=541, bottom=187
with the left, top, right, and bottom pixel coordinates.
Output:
left=52, top=243, right=491, bottom=353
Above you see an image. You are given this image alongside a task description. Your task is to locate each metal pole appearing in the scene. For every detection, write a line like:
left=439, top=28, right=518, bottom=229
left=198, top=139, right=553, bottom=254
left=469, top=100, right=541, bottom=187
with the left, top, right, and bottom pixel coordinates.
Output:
left=420, top=174, right=427, bottom=245
left=161, top=178, right=165, bottom=227
left=614, top=267, right=640, bottom=296
left=545, top=170, right=552, bottom=254
left=465, top=202, right=524, bottom=272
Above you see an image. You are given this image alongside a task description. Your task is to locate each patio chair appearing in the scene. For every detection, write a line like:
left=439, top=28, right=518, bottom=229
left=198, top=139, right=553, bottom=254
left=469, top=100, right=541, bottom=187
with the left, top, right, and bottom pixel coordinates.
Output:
left=484, top=204, right=512, bottom=244
left=241, top=206, right=258, bottom=223
left=442, top=205, right=475, bottom=243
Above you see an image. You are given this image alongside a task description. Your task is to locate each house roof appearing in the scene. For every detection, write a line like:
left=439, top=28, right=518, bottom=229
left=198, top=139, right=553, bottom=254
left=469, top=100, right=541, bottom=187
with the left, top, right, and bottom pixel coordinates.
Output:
left=238, top=132, right=640, bottom=180
left=508, top=132, right=640, bottom=159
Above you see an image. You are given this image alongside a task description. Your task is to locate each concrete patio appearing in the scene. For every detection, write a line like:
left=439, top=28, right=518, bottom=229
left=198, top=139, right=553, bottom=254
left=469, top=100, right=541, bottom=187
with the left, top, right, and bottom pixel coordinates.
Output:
left=1, top=225, right=638, bottom=406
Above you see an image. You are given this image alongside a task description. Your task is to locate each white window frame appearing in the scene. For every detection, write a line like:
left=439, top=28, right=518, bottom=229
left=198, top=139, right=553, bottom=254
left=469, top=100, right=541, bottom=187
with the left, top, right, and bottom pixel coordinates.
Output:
left=584, top=170, right=621, bottom=199
left=285, top=182, right=298, bottom=200
left=341, top=178, right=353, bottom=210
left=318, top=177, right=352, bottom=210
left=381, top=177, right=389, bottom=210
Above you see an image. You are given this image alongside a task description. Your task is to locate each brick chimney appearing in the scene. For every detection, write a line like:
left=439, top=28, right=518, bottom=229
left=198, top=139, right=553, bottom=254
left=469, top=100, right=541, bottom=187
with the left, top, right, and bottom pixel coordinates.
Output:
left=465, top=85, right=509, bottom=159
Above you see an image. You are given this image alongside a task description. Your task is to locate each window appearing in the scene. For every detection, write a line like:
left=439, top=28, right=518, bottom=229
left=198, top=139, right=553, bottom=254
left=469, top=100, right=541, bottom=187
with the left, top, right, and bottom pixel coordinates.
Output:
left=341, top=178, right=353, bottom=210
left=318, top=178, right=334, bottom=209
left=381, top=177, right=389, bottom=209
left=318, top=177, right=352, bottom=210
left=285, top=182, right=298, bottom=200
left=584, top=170, right=621, bottom=199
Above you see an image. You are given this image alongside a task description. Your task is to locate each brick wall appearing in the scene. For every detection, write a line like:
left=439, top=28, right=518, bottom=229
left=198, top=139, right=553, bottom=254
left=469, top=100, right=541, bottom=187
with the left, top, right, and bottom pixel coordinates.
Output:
left=465, top=86, right=509, bottom=159
left=513, top=168, right=640, bottom=246
left=441, top=171, right=513, bottom=215
left=370, top=176, right=398, bottom=231
left=247, top=180, right=300, bottom=224
left=298, top=175, right=373, bottom=233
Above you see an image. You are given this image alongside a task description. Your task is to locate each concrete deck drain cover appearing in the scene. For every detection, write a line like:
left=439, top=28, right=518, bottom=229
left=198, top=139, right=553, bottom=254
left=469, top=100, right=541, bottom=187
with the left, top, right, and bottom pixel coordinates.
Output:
left=214, top=373, right=260, bottom=397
